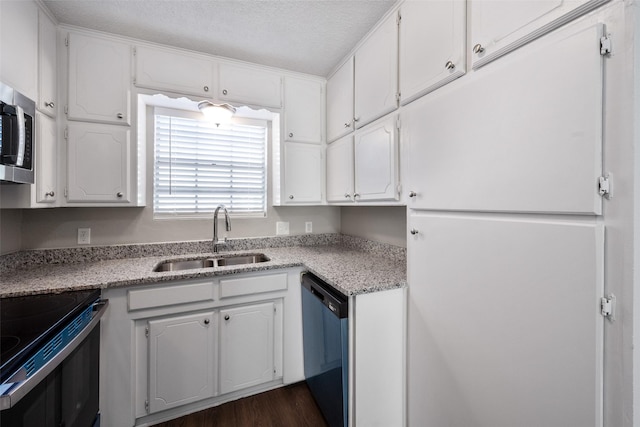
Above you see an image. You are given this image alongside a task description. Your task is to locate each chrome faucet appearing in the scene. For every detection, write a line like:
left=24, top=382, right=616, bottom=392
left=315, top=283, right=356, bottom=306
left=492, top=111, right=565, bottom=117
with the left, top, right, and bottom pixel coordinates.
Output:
left=213, top=205, right=231, bottom=253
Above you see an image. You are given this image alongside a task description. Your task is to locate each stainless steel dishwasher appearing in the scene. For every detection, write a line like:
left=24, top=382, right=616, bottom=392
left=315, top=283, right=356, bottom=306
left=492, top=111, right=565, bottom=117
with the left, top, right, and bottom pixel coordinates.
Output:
left=301, top=272, right=349, bottom=427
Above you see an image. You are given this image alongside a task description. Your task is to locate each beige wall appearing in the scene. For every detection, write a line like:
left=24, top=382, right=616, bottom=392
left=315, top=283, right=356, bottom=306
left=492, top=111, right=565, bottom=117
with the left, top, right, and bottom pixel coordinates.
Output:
left=0, top=208, right=22, bottom=254
left=340, top=206, right=406, bottom=247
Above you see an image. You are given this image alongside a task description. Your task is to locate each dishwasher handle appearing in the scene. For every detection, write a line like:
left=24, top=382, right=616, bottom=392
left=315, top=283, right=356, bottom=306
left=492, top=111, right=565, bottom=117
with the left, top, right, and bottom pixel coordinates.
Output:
left=301, top=272, right=349, bottom=319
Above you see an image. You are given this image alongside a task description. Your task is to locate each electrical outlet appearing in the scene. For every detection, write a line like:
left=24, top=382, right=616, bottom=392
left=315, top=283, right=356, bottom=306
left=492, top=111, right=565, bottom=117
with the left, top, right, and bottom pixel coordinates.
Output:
left=305, top=222, right=313, bottom=233
left=276, top=221, right=290, bottom=235
left=77, top=228, right=91, bottom=245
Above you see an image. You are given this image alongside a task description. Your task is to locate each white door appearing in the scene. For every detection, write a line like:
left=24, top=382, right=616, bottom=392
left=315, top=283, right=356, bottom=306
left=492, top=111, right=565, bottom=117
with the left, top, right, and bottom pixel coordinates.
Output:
left=66, top=122, right=130, bottom=203
left=35, top=113, right=57, bottom=204
left=399, top=0, right=466, bottom=105
left=220, top=302, right=275, bottom=394
left=148, top=311, right=216, bottom=413
left=283, top=142, right=323, bottom=204
left=326, top=58, right=354, bottom=143
left=470, top=0, right=608, bottom=68
left=354, top=115, right=398, bottom=201
left=67, top=32, right=131, bottom=125
left=326, top=135, right=354, bottom=203
left=38, top=9, right=57, bottom=117
left=354, top=12, right=398, bottom=128
left=408, top=212, right=604, bottom=427
left=218, top=64, right=282, bottom=108
left=284, top=76, right=324, bottom=144
left=135, top=45, right=213, bottom=97
left=404, top=21, right=604, bottom=214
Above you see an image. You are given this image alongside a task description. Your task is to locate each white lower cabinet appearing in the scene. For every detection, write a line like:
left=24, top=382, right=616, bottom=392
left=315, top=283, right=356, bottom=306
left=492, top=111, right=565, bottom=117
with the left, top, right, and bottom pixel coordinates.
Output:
left=220, top=302, right=279, bottom=394
left=147, top=311, right=217, bottom=414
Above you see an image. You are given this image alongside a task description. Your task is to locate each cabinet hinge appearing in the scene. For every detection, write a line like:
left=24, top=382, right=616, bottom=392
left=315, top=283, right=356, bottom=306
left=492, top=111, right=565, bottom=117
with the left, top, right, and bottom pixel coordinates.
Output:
left=601, top=294, right=616, bottom=321
left=396, top=11, right=401, bottom=25
left=145, top=326, right=149, bottom=338
left=144, top=399, right=149, bottom=413
left=64, top=127, right=68, bottom=140
left=64, top=105, right=68, bottom=115
left=274, top=306, right=276, bottom=313
left=397, top=183, right=402, bottom=196
left=64, top=37, right=69, bottom=47
left=598, top=174, right=612, bottom=199
left=133, top=46, right=136, bottom=56
left=396, top=92, right=401, bottom=103
left=396, top=117, right=401, bottom=130
left=600, top=35, right=612, bottom=55
left=273, top=368, right=276, bottom=374
left=64, top=187, right=68, bottom=198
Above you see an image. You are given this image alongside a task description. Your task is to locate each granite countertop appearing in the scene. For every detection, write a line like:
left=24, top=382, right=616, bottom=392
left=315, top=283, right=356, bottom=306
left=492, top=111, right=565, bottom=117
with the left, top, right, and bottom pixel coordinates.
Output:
left=0, top=235, right=407, bottom=298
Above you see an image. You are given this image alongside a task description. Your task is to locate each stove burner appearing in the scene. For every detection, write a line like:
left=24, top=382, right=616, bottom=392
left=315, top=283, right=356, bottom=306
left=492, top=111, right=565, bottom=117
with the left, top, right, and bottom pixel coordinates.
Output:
left=0, top=336, right=20, bottom=357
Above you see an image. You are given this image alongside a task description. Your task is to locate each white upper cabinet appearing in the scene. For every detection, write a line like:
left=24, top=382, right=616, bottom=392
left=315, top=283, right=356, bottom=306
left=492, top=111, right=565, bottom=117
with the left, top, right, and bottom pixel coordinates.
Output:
left=470, top=0, right=610, bottom=68
left=218, top=63, right=282, bottom=108
left=38, top=9, right=57, bottom=117
left=35, top=113, right=58, bottom=204
left=404, top=21, right=604, bottom=214
left=354, top=12, right=398, bottom=129
left=399, top=0, right=466, bottom=105
left=354, top=115, right=399, bottom=202
left=67, top=32, right=131, bottom=125
left=284, top=76, right=324, bottom=144
left=66, top=122, right=131, bottom=204
left=0, top=0, right=38, bottom=100
left=282, top=142, right=323, bottom=204
left=134, top=45, right=214, bottom=97
left=326, top=135, right=354, bottom=203
left=326, top=58, right=354, bottom=143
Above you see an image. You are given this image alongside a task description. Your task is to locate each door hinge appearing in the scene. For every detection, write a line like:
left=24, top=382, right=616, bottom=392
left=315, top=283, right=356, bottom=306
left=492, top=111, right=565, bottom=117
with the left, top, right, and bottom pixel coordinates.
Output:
left=145, top=326, right=149, bottom=338
left=600, top=35, right=611, bottom=55
left=601, top=294, right=616, bottom=321
left=145, top=399, right=149, bottom=413
left=599, top=174, right=612, bottom=199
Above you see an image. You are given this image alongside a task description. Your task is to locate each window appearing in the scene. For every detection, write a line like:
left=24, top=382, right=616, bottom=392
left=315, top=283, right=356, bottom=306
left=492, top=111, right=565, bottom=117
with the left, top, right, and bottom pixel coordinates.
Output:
left=154, top=108, right=267, bottom=217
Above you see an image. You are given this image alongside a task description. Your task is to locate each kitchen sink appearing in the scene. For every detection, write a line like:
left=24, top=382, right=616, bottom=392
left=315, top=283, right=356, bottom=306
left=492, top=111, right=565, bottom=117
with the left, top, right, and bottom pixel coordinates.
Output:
left=153, top=254, right=269, bottom=272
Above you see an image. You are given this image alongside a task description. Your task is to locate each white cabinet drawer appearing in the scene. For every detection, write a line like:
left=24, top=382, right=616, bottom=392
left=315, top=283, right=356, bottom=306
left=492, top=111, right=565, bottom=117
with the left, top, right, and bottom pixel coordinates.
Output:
left=219, top=273, right=287, bottom=299
left=128, top=281, right=215, bottom=311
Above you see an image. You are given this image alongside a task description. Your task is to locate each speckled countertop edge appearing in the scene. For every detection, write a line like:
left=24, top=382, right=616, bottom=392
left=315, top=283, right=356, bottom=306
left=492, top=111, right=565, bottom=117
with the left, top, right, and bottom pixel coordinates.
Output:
left=0, top=234, right=407, bottom=298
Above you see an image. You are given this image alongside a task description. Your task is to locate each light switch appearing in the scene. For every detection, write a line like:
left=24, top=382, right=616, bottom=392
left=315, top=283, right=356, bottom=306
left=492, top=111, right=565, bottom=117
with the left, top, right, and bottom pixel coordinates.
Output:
left=276, top=221, right=290, bottom=235
left=78, top=228, right=91, bottom=245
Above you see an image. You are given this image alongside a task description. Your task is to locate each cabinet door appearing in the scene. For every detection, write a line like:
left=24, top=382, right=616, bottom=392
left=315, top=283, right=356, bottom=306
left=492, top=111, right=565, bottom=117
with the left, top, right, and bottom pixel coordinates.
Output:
left=36, top=113, right=57, bottom=204
left=284, top=76, right=323, bottom=144
left=38, top=9, right=57, bottom=117
left=135, top=45, right=213, bottom=97
left=283, top=142, right=323, bottom=204
left=354, top=12, right=398, bottom=128
left=66, top=122, right=130, bottom=203
left=407, top=212, right=604, bottom=427
left=148, top=312, right=216, bottom=413
left=0, top=0, right=38, bottom=100
left=404, top=22, right=604, bottom=214
left=354, top=116, right=398, bottom=201
left=326, top=135, right=354, bottom=203
left=470, top=0, right=609, bottom=68
left=399, top=0, right=465, bottom=105
left=220, top=302, right=275, bottom=394
left=218, top=64, right=282, bottom=108
left=326, top=58, right=354, bottom=143
left=67, top=32, right=131, bottom=125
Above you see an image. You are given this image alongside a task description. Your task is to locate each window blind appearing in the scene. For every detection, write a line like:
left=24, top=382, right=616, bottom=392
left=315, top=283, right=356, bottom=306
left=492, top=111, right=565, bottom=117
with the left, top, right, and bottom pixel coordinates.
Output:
left=154, top=113, right=267, bottom=216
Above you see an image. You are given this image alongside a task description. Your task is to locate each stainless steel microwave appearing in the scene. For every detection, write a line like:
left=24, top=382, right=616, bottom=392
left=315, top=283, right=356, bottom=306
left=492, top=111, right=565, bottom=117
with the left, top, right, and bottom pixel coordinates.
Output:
left=0, top=82, right=34, bottom=184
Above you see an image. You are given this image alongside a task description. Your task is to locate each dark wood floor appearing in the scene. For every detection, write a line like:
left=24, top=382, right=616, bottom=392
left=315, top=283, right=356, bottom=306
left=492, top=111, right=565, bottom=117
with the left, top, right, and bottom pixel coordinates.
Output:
left=151, top=382, right=328, bottom=427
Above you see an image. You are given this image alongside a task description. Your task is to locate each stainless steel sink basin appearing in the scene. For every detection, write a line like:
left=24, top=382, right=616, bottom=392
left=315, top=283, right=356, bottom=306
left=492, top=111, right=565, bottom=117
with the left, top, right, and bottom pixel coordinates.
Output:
left=153, top=254, right=269, bottom=272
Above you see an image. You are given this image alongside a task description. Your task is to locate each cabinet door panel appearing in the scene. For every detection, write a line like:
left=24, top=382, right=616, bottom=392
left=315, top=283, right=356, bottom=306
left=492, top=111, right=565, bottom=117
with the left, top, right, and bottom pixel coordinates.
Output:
left=218, top=64, right=282, bottom=108
left=471, top=0, right=609, bottom=68
left=326, top=58, right=354, bottom=143
left=220, top=303, right=275, bottom=394
left=67, top=123, right=130, bottom=203
left=405, top=23, right=603, bottom=214
left=0, top=1, right=38, bottom=100
left=284, top=77, right=323, bottom=144
left=354, top=13, right=398, bottom=128
left=326, top=135, right=354, bottom=203
left=399, top=0, right=465, bottom=105
left=68, top=33, right=131, bottom=125
left=354, top=116, right=398, bottom=201
left=135, top=46, right=213, bottom=97
left=38, top=9, right=57, bottom=117
left=408, top=213, right=604, bottom=427
left=148, top=312, right=216, bottom=413
left=35, top=113, right=57, bottom=204
left=283, top=142, right=322, bottom=203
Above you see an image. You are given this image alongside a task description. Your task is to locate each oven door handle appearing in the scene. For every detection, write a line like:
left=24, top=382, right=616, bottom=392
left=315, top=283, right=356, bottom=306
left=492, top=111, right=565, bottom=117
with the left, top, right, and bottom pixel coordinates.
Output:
left=0, top=299, right=109, bottom=411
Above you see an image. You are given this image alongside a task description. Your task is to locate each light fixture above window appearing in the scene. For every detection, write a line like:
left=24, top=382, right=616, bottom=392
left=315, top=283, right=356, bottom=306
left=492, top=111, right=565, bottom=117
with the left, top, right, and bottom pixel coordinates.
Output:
left=197, top=101, right=236, bottom=126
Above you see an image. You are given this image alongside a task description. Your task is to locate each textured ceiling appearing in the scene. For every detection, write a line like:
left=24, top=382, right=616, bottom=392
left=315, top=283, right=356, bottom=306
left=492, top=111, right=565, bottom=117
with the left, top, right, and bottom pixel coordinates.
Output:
left=42, top=0, right=397, bottom=76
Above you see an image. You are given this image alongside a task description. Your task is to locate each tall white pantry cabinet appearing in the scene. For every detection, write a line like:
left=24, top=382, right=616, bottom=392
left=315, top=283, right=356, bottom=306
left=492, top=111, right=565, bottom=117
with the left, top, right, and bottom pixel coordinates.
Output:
left=404, top=1, right=638, bottom=427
